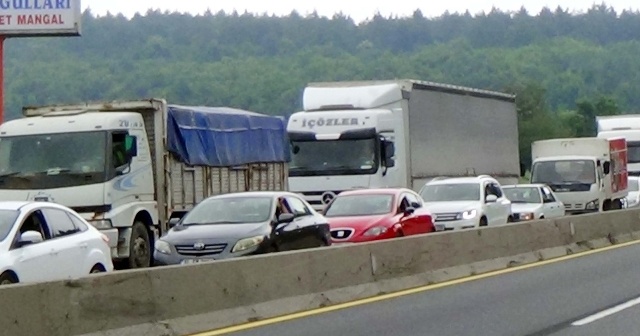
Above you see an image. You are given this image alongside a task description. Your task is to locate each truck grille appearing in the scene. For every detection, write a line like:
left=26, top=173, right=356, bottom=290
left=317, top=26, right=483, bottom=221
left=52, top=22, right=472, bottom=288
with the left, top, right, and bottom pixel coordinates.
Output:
left=298, top=190, right=344, bottom=208
left=434, top=213, right=459, bottom=222
left=175, top=243, right=227, bottom=256
left=565, top=203, right=583, bottom=210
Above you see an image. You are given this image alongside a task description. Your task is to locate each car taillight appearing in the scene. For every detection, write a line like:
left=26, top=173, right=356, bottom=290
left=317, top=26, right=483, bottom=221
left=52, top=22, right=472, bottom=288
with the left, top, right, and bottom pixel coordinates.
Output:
left=101, top=234, right=109, bottom=244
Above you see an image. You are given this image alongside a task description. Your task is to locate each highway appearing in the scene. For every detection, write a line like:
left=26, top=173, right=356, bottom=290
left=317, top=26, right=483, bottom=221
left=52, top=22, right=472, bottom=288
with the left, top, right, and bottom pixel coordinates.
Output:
left=203, top=241, right=640, bottom=336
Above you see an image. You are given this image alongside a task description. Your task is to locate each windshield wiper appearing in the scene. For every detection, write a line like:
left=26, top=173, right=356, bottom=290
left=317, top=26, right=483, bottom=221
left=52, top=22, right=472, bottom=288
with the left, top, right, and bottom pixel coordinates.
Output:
left=0, top=172, right=20, bottom=178
left=35, top=168, right=71, bottom=175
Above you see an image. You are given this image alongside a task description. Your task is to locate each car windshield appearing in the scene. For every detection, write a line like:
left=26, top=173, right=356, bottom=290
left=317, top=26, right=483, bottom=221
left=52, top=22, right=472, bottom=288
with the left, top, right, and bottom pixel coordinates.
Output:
left=503, top=187, right=542, bottom=204
left=324, top=194, right=394, bottom=217
left=420, top=183, right=481, bottom=202
left=180, top=196, right=273, bottom=225
left=629, top=179, right=639, bottom=192
left=0, top=209, right=18, bottom=242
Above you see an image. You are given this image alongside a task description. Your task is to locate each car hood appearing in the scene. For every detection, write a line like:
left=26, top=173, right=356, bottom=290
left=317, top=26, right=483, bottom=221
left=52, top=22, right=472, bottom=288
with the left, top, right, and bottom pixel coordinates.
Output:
left=422, top=201, right=479, bottom=213
left=510, top=203, right=542, bottom=213
left=162, top=222, right=269, bottom=243
left=326, top=214, right=390, bottom=232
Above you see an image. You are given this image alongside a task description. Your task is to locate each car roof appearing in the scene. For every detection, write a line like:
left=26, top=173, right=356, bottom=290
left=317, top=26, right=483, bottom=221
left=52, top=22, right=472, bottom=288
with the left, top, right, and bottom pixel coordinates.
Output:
left=207, top=191, right=299, bottom=199
left=426, top=176, right=495, bottom=185
left=0, top=201, right=68, bottom=211
left=337, top=188, right=411, bottom=197
left=502, top=184, right=546, bottom=188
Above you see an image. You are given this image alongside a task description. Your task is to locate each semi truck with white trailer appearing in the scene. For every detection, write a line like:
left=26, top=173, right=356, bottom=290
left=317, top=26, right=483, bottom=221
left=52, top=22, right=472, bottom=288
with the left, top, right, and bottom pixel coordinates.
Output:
left=286, top=79, right=523, bottom=211
left=596, top=114, right=640, bottom=176
left=0, top=99, right=290, bottom=268
left=530, top=137, right=628, bottom=214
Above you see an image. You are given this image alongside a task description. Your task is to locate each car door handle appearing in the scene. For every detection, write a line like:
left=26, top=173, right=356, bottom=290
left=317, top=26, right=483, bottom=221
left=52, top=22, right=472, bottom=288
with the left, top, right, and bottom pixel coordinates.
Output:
left=49, top=249, right=59, bottom=256
left=79, top=243, right=88, bottom=249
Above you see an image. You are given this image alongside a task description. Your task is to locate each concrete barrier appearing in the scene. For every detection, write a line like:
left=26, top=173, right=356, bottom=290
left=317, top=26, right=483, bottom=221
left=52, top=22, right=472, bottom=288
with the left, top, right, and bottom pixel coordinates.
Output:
left=2, top=209, right=640, bottom=336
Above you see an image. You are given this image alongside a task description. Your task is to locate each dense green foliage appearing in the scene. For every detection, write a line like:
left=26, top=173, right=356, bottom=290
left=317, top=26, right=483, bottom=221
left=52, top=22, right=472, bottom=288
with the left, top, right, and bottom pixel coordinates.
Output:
left=3, top=4, right=638, bottom=165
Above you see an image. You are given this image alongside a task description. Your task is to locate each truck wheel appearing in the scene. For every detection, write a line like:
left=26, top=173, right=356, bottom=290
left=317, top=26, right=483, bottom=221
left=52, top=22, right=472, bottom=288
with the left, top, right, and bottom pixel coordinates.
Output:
left=479, top=217, right=488, bottom=227
left=128, top=221, right=151, bottom=269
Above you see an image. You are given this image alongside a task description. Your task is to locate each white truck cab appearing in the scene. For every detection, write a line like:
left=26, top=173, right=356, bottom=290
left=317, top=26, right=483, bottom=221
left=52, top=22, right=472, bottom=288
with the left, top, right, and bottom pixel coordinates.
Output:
left=287, top=84, right=400, bottom=211
left=0, top=109, right=156, bottom=268
left=530, top=137, right=628, bottom=214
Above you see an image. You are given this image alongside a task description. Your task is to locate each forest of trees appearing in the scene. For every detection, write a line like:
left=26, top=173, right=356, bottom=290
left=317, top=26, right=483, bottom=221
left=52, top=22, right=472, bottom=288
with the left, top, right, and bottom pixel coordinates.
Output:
left=3, top=3, right=639, bottom=166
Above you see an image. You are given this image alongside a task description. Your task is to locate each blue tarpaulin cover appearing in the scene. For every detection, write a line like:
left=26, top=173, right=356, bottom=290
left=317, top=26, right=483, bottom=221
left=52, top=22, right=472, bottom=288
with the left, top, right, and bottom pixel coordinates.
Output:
left=167, top=105, right=291, bottom=167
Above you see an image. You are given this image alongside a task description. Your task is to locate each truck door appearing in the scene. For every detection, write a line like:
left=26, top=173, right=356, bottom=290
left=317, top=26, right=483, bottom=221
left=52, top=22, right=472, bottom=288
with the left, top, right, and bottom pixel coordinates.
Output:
left=541, top=186, right=564, bottom=218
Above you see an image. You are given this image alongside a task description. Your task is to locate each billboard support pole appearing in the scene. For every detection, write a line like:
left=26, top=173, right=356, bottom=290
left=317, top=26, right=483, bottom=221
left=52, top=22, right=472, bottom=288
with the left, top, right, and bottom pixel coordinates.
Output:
left=0, top=35, right=4, bottom=124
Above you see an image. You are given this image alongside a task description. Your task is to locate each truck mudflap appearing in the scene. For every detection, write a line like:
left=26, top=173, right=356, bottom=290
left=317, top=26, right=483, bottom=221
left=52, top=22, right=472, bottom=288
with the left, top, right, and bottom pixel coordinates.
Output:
left=112, top=225, right=160, bottom=260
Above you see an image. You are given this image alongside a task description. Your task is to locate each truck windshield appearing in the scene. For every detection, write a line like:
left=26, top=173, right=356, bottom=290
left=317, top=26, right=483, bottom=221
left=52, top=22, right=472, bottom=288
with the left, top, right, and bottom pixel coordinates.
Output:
left=531, top=160, right=596, bottom=192
left=0, top=131, right=108, bottom=190
left=289, top=138, right=378, bottom=176
left=628, top=141, right=640, bottom=164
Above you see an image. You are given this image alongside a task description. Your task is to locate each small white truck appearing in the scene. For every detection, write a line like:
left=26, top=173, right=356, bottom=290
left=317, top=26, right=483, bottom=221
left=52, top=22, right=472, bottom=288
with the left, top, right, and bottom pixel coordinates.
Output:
left=530, top=137, right=628, bottom=214
left=597, top=114, right=640, bottom=176
left=286, top=79, right=523, bottom=211
left=0, top=99, right=290, bottom=268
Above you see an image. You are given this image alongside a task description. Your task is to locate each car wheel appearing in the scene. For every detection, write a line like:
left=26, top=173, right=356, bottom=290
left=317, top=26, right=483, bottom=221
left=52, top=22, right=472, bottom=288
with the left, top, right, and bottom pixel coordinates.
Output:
left=90, top=264, right=105, bottom=274
left=507, top=216, right=514, bottom=223
left=128, top=221, right=151, bottom=269
left=479, top=217, right=488, bottom=227
left=0, top=272, right=18, bottom=285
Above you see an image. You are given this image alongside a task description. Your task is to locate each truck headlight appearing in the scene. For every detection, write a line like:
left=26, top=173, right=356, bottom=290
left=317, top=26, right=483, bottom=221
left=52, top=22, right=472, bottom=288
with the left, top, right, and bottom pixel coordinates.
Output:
left=154, top=240, right=172, bottom=255
left=88, top=219, right=113, bottom=230
left=585, top=199, right=599, bottom=210
left=231, top=236, right=265, bottom=253
left=457, top=209, right=477, bottom=220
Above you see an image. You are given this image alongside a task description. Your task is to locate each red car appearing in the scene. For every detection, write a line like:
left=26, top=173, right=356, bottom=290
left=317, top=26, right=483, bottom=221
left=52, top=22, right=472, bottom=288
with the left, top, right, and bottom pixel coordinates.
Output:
left=323, top=188, right=435, bottom=244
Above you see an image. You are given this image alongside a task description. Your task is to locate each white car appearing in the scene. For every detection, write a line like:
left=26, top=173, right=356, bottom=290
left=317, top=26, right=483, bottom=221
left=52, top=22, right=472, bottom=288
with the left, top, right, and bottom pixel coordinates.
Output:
left=502, top=184, right=565, bottom=221
left=0, top=201, right=113, bottom=285
left=625, top=176, right=640, bottom=208
left=418, top=175, right=512, bottom=231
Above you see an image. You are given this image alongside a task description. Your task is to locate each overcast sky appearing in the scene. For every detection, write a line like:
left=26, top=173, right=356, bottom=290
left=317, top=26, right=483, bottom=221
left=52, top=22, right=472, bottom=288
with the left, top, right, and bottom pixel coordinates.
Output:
left=82, top=1, right=638, bottom=22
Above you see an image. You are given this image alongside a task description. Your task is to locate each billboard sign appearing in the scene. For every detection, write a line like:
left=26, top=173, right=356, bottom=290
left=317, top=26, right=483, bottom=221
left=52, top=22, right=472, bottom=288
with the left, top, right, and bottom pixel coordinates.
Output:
left=0, top=0, right=81, bottom=37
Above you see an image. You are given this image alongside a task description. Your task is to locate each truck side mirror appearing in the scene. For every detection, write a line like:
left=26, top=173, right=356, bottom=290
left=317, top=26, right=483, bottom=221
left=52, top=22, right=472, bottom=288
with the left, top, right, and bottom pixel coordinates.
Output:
left=125, top=135, right=138, bottom=158
left=603, top=161, right=611, bottom=175
left=382, top=140, right=395, bottom=168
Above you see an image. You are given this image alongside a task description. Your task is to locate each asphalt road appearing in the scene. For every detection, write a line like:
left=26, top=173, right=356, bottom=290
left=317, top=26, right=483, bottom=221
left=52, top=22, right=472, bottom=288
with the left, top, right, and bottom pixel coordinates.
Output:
left=221, top=242, right=640, bottom=336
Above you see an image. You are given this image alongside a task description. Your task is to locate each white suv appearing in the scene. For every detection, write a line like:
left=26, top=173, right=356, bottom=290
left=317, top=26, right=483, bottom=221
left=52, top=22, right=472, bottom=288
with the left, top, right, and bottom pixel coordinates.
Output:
left=418, top=175, right=512, bottom=231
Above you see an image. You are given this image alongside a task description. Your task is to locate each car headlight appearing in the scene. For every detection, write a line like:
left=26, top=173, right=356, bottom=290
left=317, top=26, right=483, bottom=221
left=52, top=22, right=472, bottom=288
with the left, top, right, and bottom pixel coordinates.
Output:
left=519, top=212, right=535, bottom=221
left=585, top=199, right=599, bottom=210
left=457, top=209, right=477, bottom=220
left=231, top=235, right=265, bottom=253
left=87, top=219, right=113, bottom=230
left=363, top=226, right=388, bottom=236
left=154, top=240, right=172, bottom=255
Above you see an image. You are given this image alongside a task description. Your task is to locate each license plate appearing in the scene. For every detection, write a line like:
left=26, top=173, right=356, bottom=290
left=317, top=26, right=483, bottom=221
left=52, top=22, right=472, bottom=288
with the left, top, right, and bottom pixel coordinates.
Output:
left=435, top=224, right=445, bottom=231
left=181, top=258, right=215, bottom=265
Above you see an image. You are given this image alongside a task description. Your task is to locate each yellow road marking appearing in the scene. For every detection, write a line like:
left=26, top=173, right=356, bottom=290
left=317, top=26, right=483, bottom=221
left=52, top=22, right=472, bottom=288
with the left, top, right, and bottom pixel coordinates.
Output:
left=189, top=239, right=640, bottom=335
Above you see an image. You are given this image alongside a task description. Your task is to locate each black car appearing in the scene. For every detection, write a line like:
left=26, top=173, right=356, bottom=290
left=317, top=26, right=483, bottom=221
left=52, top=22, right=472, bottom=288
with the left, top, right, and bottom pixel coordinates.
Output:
left=153, top=191, right=332, bottom=265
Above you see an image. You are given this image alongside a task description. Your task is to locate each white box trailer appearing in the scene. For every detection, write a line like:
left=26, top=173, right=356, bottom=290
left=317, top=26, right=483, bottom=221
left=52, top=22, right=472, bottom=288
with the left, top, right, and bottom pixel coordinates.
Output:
left=0, top=99, right=289, bottom=268
left=287, top=79, right=522, bottom=211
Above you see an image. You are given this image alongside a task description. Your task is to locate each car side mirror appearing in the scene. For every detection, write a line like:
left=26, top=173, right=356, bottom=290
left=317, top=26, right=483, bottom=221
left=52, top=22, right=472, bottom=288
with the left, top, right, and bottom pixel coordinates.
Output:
left=277, top=213, right=295, bottom=224
left=168, top=217, right=181, bottom=228
left=603, top=161, right=611, bottom=175
left=404, top=207, right=415, bottom=215
left=486, top=195, right=498, bottom=203
left=18, top=231, right=43, bottom=247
